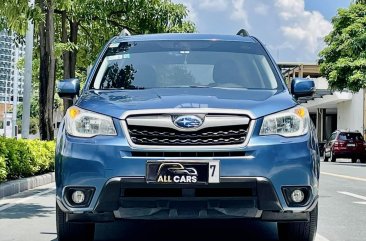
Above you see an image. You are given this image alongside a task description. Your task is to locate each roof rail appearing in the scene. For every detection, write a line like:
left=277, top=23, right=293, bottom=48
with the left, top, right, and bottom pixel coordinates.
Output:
left=237, top=29, right=249, bottom=37
left=120, top=28, right=131, bottom=37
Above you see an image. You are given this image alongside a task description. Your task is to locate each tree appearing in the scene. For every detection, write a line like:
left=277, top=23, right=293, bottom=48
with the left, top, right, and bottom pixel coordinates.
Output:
left=0, top=0, right=195, bottom=140
left=319, top=3, right=366, bottom=92
left=38, top=0, right=57, bottom=140
left=355, top=0, right=366, bottom=4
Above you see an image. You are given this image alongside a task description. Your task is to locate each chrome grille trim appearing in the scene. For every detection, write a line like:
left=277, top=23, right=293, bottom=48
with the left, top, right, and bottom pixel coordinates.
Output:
left=126, top=115, right=250, bottom=132
left=119, top=108, right=255, bottom=119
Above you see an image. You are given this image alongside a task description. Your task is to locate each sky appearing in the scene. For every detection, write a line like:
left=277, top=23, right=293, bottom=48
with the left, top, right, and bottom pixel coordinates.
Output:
left=172, top=0, right=352, bottom=63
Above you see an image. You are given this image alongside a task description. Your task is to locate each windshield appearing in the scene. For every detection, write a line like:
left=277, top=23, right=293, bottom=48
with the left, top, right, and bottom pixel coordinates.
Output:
left=92, top=40, right=280, bottom=90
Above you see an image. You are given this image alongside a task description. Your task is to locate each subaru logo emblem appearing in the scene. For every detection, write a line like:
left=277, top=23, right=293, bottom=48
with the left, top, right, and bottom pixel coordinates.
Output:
left=173, top=115, right=203, bottom=129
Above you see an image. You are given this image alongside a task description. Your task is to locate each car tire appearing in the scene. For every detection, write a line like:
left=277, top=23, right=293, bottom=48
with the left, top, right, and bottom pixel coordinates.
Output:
left=351, top=158, right=357, bottom=163
left=323, top=151, right=328, bottom=162
left=277, top=204, right=318, bottom=241
left=56, top=203, right=95, bottom=241
left=330, top=152, right=336, bottom=162
left=360, top=158, right=366, bottom=164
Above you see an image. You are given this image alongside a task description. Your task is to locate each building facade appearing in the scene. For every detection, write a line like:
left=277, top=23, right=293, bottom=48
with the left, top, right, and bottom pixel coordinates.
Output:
left=279, top=62, right=365, bottom=142
left=0, top=30, right=25, bottom=136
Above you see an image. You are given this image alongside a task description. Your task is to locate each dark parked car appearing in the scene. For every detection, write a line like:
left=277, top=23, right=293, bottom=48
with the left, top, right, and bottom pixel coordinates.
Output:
left=55, top=30, right=320, bottom=241
left=323, top=130, right=366, bottom=163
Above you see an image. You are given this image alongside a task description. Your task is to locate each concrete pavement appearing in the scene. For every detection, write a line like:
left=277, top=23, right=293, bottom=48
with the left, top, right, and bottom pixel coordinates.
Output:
left=318, top=160, right=366, bottom=241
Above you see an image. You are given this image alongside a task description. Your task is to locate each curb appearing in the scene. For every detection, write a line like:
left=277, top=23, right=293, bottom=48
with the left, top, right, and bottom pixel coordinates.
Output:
left=0, top=172, right=55, bottom=199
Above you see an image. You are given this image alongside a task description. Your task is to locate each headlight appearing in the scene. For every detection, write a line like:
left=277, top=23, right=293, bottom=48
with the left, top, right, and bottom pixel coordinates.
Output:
left=259, top=106, right=309, bottom=137
left=65, top=106, right=117, bottom=138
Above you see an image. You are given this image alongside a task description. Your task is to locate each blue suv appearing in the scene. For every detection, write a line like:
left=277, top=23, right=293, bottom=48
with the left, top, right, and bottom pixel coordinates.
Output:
left=55, top=30, right=320, bottom=241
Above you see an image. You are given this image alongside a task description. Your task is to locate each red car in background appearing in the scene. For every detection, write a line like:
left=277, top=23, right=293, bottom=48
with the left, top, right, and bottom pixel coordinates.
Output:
left=323, top=130, right=366, bottom=163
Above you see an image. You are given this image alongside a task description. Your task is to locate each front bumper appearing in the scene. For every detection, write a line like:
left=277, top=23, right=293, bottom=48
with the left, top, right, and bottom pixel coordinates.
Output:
left=55, top=117, right=320, bottom=221
left=58, top=177, right=317, bottom=222
left=333, top=149, right=365, bottom=158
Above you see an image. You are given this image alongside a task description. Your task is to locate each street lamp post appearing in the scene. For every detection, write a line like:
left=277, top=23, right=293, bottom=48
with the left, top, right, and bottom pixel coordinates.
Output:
left=21, top=0, right=35, bottom=139
left=3, top=75, right=8, bottom=137
left=12, top=47, right=19, bottom=138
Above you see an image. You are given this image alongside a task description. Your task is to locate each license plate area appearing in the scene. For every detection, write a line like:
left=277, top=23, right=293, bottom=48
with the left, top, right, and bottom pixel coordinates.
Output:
left=146, top=160, right=220, bottom=184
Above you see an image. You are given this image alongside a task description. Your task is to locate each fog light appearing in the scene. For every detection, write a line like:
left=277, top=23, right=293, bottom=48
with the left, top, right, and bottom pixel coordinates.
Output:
left=71, top=190, right=85, bottom=204
left=291, top=189, right=305, bottom=203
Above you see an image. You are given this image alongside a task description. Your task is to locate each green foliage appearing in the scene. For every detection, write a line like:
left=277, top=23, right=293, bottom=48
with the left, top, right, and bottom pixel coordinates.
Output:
left=25, top=139, right=55, bottom=173
left=319, top=3, right=366, bottom=92
left=2, top=138, right=32, bottom=179
left=0, top=156, right=6, bottom=182
left=17, top=118, right=40, bottom=135
left=0, top=138, right=55, bottom=182
left=0, top=141, right=8, bottom=182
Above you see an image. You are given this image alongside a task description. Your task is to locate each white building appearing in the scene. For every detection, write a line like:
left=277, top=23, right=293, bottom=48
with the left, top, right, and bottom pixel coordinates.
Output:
left=279, top=63, right=365, bottom=142
left=0, top=113, right=13, bottom=137
left=0, top=30, right=25, bottom=137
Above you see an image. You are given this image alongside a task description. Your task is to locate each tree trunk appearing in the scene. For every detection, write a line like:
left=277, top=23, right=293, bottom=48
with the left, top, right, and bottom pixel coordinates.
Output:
left=61, top=11, right=72, bottom=114
left=38, top=1, right=49, bottom=140
left=47, top=0, right=56, bottom=140
left=64, top=20, right=79, bottom=113
left=61, top=11, right=70, bottom=79
left=38, top=0, right=56, bottom=140
left=69, top=21, right=78, bottom=78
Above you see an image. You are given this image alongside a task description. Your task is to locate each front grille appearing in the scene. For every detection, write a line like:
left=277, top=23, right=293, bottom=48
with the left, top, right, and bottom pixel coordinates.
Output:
left=128, top=125, right=248, bottom=146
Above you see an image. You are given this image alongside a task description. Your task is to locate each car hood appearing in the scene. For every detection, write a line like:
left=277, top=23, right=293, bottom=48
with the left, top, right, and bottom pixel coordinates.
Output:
left=76, top=88, right=297, bottom=119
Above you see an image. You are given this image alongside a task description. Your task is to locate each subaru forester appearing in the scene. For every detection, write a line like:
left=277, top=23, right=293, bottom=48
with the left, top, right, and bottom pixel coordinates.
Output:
left=55, top=30, right=320, bottom=241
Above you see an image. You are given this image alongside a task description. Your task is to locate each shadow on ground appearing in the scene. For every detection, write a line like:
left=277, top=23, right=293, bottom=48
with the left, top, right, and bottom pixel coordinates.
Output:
left=0, top=202, right=55, bottom=219
left=0, top=191, right=55, bottom=219
left=1, top=188, right=54, bottom=200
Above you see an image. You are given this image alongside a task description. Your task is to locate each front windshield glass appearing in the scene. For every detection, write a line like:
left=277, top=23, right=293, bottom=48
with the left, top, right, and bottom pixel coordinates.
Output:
left=92, top=40, right=280, bottom=90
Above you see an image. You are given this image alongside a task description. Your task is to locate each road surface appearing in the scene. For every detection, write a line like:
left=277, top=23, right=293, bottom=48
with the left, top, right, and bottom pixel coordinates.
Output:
left=0, top=159, right=365, bottom=241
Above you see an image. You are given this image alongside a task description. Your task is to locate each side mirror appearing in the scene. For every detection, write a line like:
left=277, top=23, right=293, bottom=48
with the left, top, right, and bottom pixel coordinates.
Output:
left=291, top=78, right=315, bottom=98
left=57, top=78, right=80, bottom=99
